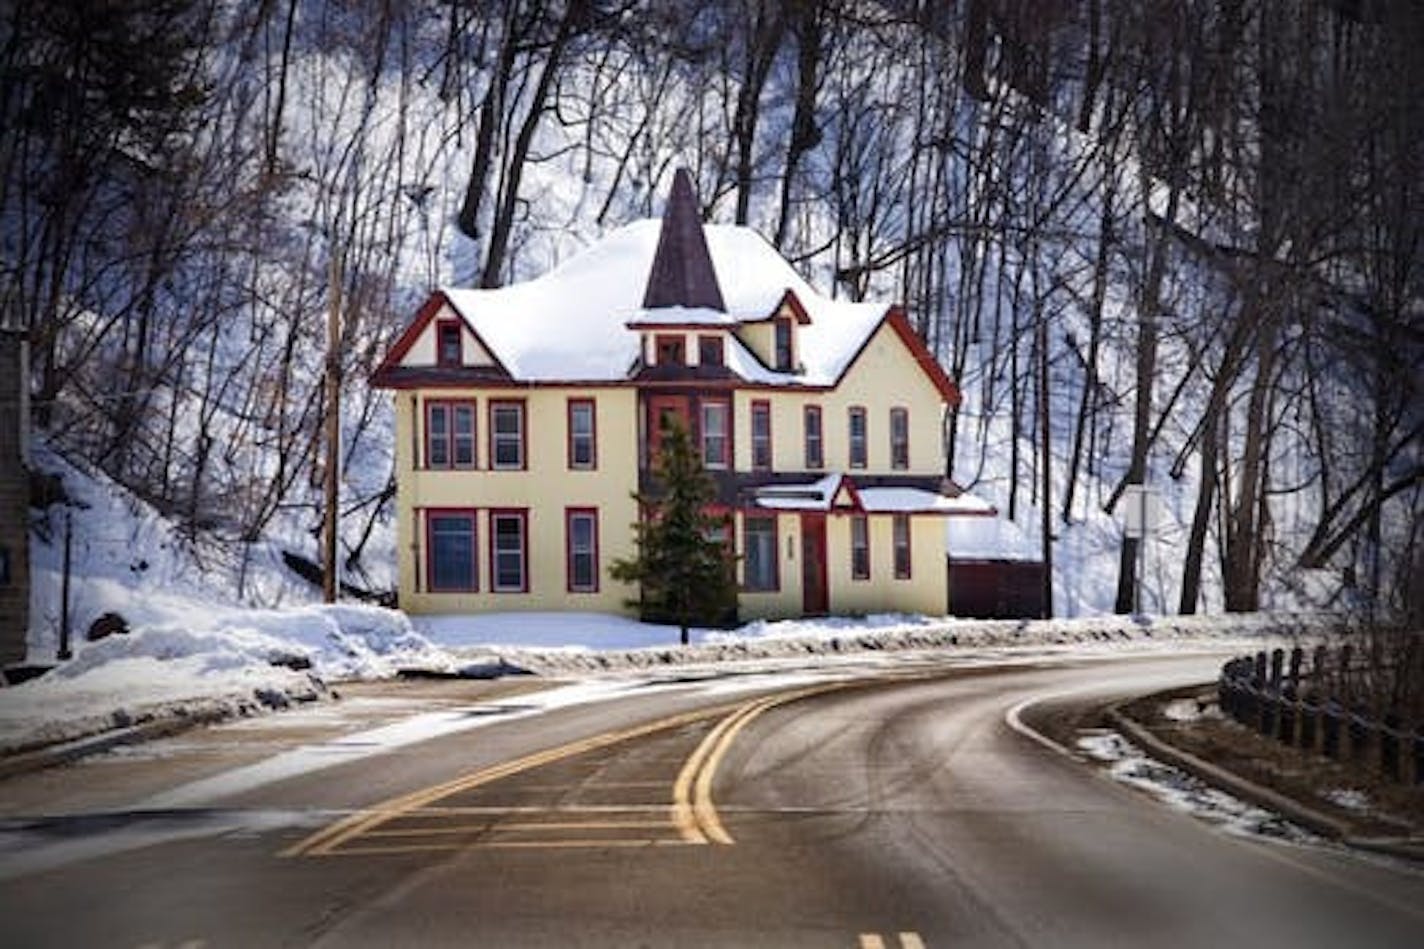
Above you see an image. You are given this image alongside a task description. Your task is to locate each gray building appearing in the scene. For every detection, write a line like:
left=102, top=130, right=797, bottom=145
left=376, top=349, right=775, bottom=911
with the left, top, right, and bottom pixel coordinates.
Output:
left=0, top=308, right=28, bottom=666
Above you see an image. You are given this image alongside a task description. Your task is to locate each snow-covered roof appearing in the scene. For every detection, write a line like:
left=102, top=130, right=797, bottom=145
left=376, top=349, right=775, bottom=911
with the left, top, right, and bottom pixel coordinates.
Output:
left=858, top=487, right=996, bottom=515
left=751, top=475, right=994, bottom=516
left=439, top=219, right=889, bottom=384
left=946, top=513, right=1042, bottom=561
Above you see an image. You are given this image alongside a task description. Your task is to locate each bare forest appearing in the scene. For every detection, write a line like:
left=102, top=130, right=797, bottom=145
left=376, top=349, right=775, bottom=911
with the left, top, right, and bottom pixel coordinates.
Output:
left=2, top=0, right=1420, bottom=617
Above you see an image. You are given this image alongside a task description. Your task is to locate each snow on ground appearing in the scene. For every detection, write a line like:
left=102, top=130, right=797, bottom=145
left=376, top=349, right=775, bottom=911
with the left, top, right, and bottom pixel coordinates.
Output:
left=1076, top=729, right=1318, bottom=844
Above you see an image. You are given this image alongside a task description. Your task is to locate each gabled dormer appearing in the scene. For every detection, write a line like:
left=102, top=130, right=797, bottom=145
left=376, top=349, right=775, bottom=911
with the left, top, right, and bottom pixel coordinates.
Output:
left=371, top=293, right=511, bottom=386
left=733, top=289, right=811, bottom=374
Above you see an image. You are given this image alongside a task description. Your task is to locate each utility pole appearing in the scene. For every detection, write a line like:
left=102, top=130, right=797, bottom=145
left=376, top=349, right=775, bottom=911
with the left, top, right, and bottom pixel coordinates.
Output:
left=58, top=511, right=72, bottom=660
left=1037, top=303, right=1053, bottom=619
left=323, top=249, right=342, bottom=604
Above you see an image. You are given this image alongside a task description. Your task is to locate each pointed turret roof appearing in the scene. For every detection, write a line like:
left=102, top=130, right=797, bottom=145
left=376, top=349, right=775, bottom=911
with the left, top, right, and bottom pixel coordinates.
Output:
left=641, top=168, right=726, bottom=311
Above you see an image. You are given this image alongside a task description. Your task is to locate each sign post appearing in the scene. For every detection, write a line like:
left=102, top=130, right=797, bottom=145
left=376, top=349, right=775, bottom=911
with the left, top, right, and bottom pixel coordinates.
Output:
left=1121, top=484, right=1158, bottom=615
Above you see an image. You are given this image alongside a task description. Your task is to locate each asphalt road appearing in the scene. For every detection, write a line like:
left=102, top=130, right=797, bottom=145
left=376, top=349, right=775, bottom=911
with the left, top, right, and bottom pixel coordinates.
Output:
left=2, top=652, right=1422, bottom=947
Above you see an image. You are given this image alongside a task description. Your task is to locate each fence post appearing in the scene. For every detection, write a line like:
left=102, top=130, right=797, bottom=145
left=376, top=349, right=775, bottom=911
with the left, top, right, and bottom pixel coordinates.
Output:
left=1323, top=701, right=1341, bottom=759
left=1381, top=712, right=1401, bottom=783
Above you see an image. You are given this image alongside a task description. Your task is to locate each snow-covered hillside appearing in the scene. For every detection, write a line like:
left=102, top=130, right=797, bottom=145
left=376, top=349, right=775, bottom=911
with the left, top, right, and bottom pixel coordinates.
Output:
left=4, top=2, right=1419, bottom=637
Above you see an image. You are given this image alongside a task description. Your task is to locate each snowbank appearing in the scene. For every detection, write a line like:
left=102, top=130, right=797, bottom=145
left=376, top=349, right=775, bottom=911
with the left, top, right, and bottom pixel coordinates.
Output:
left=415, top=609, right=1323, bottom=676
left=0, top=604, right=447, bottom=754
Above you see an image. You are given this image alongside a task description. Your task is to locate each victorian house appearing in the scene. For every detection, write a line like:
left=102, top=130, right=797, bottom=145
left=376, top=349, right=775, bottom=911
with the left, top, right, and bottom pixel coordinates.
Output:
left=372, top=170, right=991, bottom=620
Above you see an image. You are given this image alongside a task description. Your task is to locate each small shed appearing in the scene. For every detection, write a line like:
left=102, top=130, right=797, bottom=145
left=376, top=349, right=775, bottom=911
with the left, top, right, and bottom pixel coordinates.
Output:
left=946, top=514, right=1046, bottom=619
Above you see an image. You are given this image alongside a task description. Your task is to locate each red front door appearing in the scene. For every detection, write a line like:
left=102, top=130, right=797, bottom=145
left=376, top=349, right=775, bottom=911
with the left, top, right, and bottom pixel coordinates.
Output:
left=801, top=513, right=828, bottom=615
left=646, top=394, right=690, bottom=467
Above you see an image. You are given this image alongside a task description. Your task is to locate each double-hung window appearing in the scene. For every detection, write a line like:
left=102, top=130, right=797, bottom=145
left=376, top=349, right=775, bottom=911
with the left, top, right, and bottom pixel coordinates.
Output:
left=568, top=399, right=596, bottom=469
left=850, top=514, right=870, bottom=580
left=743, top=516, right=778, bottom=591
left=890, top=407, right=910, bottom=470
left=490, top=510, right=528, bottom=592
left=427, top=511, right=477, bottom=591
left=893, top=514, right=912, bottom=579
left=803, top=405, right=823, bottom=468
left=701, top=400, right=729, bottom=469
left=774, top=317, right=793, bottom=370
left=848, top=407, right=867, bottom=469
left=490, top=400, right=525, bottom=470
left=751, top=400, right=772, bottom=470
left=426, top=400, right=476, bottom=469
left=566, top=509, right=599, bottom=593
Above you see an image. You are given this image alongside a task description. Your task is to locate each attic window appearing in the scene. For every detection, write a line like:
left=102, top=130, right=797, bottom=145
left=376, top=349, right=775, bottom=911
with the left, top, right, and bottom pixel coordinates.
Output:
left=774, top=317, right=793, bottom=370
left=655, top=334, right=685, bottom=366
left=437, top=320, right=462, bottom=366
left=698, top=335, right=723, bottom=367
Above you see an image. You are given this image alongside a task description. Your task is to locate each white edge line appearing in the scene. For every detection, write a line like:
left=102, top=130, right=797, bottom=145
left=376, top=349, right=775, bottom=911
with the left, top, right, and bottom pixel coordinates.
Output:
left=1003, top=689, right=1088, bottom=758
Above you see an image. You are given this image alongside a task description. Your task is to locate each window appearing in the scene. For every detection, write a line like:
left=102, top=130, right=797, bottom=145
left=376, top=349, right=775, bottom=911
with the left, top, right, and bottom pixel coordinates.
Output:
left=655, top=334, right=685, bottom=366
left=698, top=335, right=724, bottom=367
left=566, top=508, right=599, bottom=593
left=427, top=511, right=477, bottom=591
left=436, top=320, right=462, bottom=366
left=426, top=400, right=476, bottom=469
left=700, top=400, right=729, bottom=468
left=743, top=516, right=778, bottom=591
left=851, top=515, right=870, bottom=580
left=489, top=400, right=525, bottom=470
left=490, top=510, right=528, bottom=592
left=774, top=316, right=793, bottom=370
left=751, top=400, right=772, bottom=470
left=848, top=406, right=867, bottom=469
left=568, top=399, right=596, bottom=469
left=803, top=405, right=823, bottom=468
left=890, top=407, right=910, bottom=470
left=893, top=514, right=912, bottom=579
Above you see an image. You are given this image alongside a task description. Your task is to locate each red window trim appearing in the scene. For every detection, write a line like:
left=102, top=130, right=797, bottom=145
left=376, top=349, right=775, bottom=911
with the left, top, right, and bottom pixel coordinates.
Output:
left=890, top=406, right=910, bottom=470
left=698, top=334, right=724, bottom=366
left=488, top=508, right=529, bottom=593
left=751, top=399, right=772, bottom=471
left=488, top=398, right=527, bottom=471
left=654, top=333, right=686, bottom=366
left=565, top=507, right=600, bottom=594
left=848, top=405, right=868, bottom=469
left=851, top=513, right=871, bottom=581
left=435, top=318, right=463, bottom=367
left=699, top=398, right=731, bottom=469
left=742, top=513, right=780, bottom=592
left=423, top=398, right=478, bottom=470
left=893, top=513, right=912, bottom=580
left=803, top=404, right=823, bottom=469
left=424, top=507, right=478, bottom=592
left=567, top=398, right=597, bottom=470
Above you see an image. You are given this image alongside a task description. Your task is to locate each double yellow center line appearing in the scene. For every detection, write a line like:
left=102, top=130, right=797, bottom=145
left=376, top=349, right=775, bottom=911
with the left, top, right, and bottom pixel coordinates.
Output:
left=283, top=682, right=844, bottom=858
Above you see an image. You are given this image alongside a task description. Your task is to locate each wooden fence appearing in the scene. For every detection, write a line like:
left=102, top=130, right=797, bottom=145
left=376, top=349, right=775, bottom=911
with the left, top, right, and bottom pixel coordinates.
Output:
left=1218, top=644, right=1424, bottom=786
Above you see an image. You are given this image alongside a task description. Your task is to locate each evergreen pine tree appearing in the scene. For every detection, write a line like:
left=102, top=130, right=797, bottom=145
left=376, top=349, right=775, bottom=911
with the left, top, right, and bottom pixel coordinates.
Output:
left=610, top=417, right=737, bottom=644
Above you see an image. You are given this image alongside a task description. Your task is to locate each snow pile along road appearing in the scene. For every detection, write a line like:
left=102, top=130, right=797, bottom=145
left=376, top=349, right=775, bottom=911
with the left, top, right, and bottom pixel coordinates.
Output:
left=0, top=605, right=447, bottom=755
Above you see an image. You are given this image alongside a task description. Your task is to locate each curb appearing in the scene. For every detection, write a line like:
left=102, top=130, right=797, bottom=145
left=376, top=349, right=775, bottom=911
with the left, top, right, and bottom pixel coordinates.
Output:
left=1107, top=704, right=1424, bottom=863
left=0, top=708, right=232, bottom=782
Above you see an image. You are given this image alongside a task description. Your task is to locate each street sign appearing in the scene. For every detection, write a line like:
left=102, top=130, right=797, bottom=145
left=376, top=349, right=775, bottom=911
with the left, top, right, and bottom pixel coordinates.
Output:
left=1121, top=484, right=1159, bottom=539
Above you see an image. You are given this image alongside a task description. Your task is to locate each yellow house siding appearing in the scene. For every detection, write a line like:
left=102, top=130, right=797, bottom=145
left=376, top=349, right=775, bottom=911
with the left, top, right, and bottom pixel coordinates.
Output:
left=395, top=387, right=639, bottom=615
left=825, top=513, right=946, bottom=616
left=730, top=321, right=944, bottom=476
left=735, top=510, right=802, bottom=620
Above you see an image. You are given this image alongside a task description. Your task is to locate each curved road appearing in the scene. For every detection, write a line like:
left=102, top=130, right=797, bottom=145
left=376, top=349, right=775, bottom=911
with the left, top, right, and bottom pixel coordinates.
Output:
left=2, top=652, right=1421, bottom=947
